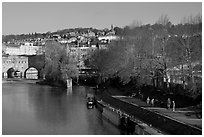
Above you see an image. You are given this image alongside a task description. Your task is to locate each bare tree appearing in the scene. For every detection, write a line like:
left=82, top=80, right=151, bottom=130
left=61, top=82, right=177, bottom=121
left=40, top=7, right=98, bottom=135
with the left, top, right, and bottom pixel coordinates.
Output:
left=156, top=14, right=170, bottom=26
left=129, top=20, right=143, bottom=29
left=181, top=13, right=202, bottom=24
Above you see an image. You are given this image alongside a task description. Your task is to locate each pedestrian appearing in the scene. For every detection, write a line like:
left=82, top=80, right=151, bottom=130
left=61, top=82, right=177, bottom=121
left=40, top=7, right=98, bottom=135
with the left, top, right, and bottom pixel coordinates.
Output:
left=172, top=101, right=175, bottom=111
left=167, top=98, right=171, bottom=109
left=151, top=98, right=154, bottom=106
left=146, top=97, right=150, bottom=104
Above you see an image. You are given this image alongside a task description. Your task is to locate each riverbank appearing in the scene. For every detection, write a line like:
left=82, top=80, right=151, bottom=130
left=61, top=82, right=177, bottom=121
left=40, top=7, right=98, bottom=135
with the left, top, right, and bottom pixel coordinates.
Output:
left=106, top=86, right=202, bottom=118
left=36, top=79, right=69, bottom=88
left=2, top=78, right=40, bottom=84
left=96, top=99, right=165, bottom=135
left=95, top=87, right=202, bottom=135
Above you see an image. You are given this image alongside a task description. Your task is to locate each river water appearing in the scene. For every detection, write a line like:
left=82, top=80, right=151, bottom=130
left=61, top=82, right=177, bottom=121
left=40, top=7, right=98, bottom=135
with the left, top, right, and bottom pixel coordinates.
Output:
left=2, top=80, right=121, bottom=135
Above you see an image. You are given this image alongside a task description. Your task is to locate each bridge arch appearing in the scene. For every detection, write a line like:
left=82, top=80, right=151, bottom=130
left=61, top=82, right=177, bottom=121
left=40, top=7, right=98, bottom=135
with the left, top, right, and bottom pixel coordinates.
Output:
left=6, top=68, right=23, bottom=78
left=24, top=67, right=39, bottom=79
left=7, top=68, right=15, bottom=78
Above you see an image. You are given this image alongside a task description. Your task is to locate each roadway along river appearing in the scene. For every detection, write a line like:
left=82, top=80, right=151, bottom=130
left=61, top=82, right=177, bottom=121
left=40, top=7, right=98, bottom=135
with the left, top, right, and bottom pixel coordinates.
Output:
left=2, top=80, right=121, bottom=135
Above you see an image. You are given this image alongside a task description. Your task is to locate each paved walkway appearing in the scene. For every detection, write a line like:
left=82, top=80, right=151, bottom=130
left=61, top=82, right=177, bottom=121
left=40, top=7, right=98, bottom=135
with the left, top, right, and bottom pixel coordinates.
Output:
left=113, top=96, right=202, bottom=129
left=105, top=86, right=202, bottom=129
left=96, top=87, right=202, bottom=134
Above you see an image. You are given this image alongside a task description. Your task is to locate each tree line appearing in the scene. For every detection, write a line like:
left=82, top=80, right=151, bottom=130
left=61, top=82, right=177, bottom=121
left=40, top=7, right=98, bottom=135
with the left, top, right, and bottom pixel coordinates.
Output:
left=87, top=15, right=202, bottom=97
left=40, top=14, right=201, bottom=97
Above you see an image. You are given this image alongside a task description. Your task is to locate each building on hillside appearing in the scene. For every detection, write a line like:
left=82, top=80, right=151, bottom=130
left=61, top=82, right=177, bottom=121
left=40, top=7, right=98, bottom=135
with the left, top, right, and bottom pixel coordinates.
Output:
left=68, top=37, right=77, bottom=43
left=35, top=45, right=45, bottom=55
left=24, top=42, right=33, bottom=46
left=99, top=43, right=109, bottom=49
left=20, top=42, right=37, bottom=55
left=52, top=34, right=61, bottom=39
left=2, top=43, right=7, bottom=55
left=69, top=32, right=77, bottom=37
left=87, top=31, right=95, bottom=37
left=5, top=44, right=21, bottom=55
left=58, top=38, right=69, bottom=44
left=67, top=43, right=96, bottom=69
left=4, top=42, right=42, bottom=55
left=98, top=35, right=119, bottom=41
left=166, top=61, right=202, bottom=88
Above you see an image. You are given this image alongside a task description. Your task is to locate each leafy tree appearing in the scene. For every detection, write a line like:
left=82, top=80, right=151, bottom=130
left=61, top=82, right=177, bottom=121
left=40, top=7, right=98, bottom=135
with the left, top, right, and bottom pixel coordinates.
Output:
left=114, top=27, right=123, bottom=36
left=88, top=14, right=201, bottom=96
left=88, top=26, right=155, bottom=87
left=166, top=23, right=202, bottom=92
left=44, top=40, right=79, bottom=83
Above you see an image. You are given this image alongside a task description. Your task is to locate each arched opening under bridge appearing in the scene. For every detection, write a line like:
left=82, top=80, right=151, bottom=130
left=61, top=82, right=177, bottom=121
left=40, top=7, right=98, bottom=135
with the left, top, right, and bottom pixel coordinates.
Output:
left=25, top=67, right=39, bottom=79
left=7, top=68, right=15, bottom=78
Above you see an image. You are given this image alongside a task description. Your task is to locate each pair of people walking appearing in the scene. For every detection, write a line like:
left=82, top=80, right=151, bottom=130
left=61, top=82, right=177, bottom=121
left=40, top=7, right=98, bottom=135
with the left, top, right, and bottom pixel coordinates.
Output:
left=146, top=97, right=154, bottom=106
left=167, top=98, right=175, bottom=111
left=146, top=97, right=175, bottom=111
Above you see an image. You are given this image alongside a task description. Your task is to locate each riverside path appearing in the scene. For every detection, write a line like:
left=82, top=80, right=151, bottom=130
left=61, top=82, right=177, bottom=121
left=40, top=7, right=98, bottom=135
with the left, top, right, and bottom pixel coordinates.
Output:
left=95, top=87, right=202, bottom=135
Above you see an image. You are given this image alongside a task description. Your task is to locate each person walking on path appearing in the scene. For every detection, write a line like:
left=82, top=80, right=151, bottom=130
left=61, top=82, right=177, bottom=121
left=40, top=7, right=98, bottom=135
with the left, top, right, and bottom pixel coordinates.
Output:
left=172, top=101, right=175, bottom=111
left=167, top=98, right=171, bottom=109
left=151, top=98, right=154, bottom=106
left=139, top=92, right=143, bottom=100
left=146, top=97, right=150, bottom=104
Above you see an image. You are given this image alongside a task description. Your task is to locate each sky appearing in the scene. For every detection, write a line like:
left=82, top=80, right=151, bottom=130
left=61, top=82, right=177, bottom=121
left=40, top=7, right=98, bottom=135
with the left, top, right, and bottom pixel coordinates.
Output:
left=2, top=2, right=202, bottom=35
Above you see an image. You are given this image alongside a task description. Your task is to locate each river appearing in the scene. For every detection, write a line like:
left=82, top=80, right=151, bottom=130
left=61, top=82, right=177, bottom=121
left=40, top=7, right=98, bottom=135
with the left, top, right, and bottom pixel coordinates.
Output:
left=2, top=80, right=121, bottom=135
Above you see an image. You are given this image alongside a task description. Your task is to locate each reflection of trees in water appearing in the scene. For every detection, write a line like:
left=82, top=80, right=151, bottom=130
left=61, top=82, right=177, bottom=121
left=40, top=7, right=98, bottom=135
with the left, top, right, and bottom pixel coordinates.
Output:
left=27, top=85, right=95, bottom=129
left=67, top=87, right=72, bottom=95
left=86, top=109, right=104, bottom=134
left=27, top=86, right=70, bottom=126
left=72, top=86, right=87, bottom=97
left=68, top=86, right=95, bottom=98
left=4, top=83, right=121, bottom=134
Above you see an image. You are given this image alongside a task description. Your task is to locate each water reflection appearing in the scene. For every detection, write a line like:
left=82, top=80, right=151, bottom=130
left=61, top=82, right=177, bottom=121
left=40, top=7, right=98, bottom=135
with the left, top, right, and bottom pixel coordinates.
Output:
left=27, top=86, right=69, bottom=127
left=67, top=87, right=72, bottom=95
left=3, top=82, right=121, bottom=135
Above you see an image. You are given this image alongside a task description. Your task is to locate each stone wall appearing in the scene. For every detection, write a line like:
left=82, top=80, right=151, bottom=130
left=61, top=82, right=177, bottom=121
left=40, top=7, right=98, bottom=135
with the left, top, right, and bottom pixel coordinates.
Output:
left=2, top=55, right=28, bottom=78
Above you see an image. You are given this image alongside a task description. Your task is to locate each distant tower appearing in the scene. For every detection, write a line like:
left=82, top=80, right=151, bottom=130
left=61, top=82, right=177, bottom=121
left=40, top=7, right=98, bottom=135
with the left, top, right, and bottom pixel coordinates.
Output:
left=110, top=24, right=115, bottom=35
left=111, top=24, right=114, bottom=31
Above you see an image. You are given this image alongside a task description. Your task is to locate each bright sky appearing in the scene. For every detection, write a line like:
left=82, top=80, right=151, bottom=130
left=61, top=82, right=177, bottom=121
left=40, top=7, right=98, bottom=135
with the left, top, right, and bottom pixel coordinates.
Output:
left=2, top=2, right=202, bottom=35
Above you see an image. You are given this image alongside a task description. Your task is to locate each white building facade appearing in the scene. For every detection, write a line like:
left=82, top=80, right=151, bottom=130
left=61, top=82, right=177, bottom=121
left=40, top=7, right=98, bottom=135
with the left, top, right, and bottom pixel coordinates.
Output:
left=4, top=42, right=42, bottom=55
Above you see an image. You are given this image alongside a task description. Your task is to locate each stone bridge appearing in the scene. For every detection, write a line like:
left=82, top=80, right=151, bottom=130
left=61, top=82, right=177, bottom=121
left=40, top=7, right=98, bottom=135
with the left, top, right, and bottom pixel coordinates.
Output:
left=2, top=55, right=45, bottom=79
